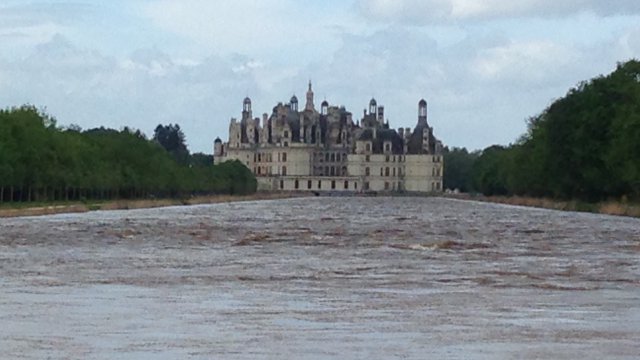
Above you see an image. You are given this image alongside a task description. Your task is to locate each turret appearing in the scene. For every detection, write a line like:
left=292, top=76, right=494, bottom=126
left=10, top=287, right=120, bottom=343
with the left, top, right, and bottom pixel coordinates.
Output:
left=214, top=137, right=223, bottom=157
left=321, top=100, right=329, bottom=116
left=243, top=97, right=252, bottom=119
left=290, top=95, right=299, bottom=112
left=369, top=98, right=377, bottom=117
left=418, top=99, right=427, bottom=126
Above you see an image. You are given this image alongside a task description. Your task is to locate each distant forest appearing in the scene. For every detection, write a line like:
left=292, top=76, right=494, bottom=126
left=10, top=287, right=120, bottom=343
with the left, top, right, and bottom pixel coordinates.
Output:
left=0, top=107, right=256, bottom=203
left=445, top=59, right=640, bottom=202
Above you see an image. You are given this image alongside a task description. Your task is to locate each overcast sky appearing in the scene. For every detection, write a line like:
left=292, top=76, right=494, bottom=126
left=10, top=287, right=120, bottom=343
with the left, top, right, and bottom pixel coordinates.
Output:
left=1, top=0, right=640, bottom=153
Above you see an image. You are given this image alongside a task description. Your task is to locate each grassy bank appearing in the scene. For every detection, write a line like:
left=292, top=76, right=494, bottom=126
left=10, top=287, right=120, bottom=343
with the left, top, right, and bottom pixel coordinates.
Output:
left=0, top=192, right=304, bottom=218
left=446, top=193, right=640, bottom=218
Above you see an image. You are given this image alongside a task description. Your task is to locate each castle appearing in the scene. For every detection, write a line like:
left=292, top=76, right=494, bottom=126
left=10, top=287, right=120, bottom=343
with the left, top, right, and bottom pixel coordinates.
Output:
left=214, top=82, right=444, bottom=193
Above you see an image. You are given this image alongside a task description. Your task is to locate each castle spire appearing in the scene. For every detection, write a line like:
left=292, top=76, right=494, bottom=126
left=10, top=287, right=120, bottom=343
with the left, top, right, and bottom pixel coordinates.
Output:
left=305, top=80, right=315, bottom=111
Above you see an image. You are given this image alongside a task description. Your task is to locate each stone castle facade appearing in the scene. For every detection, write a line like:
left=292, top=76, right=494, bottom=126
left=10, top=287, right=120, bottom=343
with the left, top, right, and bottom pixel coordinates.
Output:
left=214, top=82, right=444, bottom=193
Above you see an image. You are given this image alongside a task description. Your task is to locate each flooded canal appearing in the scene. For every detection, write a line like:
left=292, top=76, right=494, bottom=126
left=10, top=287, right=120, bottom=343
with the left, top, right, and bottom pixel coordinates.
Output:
left=1, top=197, right=639, bottom=359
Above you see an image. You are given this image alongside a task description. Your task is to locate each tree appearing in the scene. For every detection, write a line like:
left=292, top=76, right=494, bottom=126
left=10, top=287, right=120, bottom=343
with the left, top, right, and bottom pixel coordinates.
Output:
left=153, top=124, right=189, bottom=164
left=443, top=147, right=478, bottom=192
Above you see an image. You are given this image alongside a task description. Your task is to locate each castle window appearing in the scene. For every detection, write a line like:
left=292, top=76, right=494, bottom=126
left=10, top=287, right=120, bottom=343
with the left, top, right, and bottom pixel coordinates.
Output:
left=325, top=153, right=330, bottom=162
left=282, top=166, right=287, bottom=176
left=257, top=167, right=261, bottom=175
left=386, top=155, right=390, bottom=162
left=365, top=155, right=370, bottom=162
left=284, top=131, right=289, bottom=138
left=318, top=181, right=322, bottom=189
left=331, top=153, right=335, bottom=162
left=355, top=182, right=358, bottom=190
left=365, top=143, right=371, bottom=152
left=385, top=182, right=390, bottom=190
left=385, top=167, right=390, bottom=177
left=330, top=167, right=335, bottom=176
left=325, top=166, right=329, bottom=176
left=284, top=141, right=288, bottom=147
left=308, top=180, right=312, bottom=189
left=280, top=180, right=284, bottom=189
left=254, top=154, right=257, bottom=162
left=393, top=168, right=396, bottom=177
left=342, top=166, right=347, bottom=176
left=282, top=153, right=287, bottom=162
left=344, top=181, right=349, bottom=189
left=365, top=167, right=370, bottom=176
left=342, top=153, right=347, bottom=162
left=380, top=168, right=383, bottom=176
left=385, top=143, right=391, bottom=152
left=364, top=182, right=370, bottom=190
left=295, top=180, right=299, bottom=190
left=331, top=181, right=336, bottom=190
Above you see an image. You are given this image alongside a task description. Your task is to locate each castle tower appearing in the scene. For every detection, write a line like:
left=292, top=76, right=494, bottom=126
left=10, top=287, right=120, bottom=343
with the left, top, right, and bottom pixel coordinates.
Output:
left=305, top=81, right=315, bottom=111
left=290, top=95, right=299, bottom=112
left=369, top=98, right=377, bottom=118
left=243, top=97, right=252, bottom=120
left=418, top=99, right=428, bottom=126
left=214, top=137, right=223, bottom=157
left=321, top=100, right=329, bottom=116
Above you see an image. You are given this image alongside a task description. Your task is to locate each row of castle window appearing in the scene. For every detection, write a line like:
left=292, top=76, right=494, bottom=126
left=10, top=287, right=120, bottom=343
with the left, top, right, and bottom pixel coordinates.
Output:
left=364, top=143, right=394, bottom=153
left=315, top=166, right=348, bottom=176
left=364, top=155, right=406, bottom=163
left=281, top=180, right=360, bottom=191
left=365, top=167, right=403, bottom=177
left=254, top=152, right=287, bottom=163
left=315, top=152, right=348, bottom=163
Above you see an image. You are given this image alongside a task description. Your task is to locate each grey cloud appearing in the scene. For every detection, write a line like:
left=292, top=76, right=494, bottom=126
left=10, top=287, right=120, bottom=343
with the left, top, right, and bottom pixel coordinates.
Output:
left=0, top=34, right=260, bottom=153
left=283, top=24, right=635, bottom=151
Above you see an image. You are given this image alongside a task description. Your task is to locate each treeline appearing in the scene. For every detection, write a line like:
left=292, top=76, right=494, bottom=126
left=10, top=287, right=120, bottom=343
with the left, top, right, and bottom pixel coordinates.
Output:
left=446, top=59, right=640, bottom=202
left=0, top=106, right=256, bottom=203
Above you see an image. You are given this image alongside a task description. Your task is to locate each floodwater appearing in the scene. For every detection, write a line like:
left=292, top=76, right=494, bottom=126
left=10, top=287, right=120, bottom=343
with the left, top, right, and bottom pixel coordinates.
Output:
left=1, top=197, right=639, bottom=359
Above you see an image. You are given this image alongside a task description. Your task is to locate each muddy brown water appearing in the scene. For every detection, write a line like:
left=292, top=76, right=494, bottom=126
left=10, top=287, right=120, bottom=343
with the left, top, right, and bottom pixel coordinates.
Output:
left=1, top=197, right=639, bottom=359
